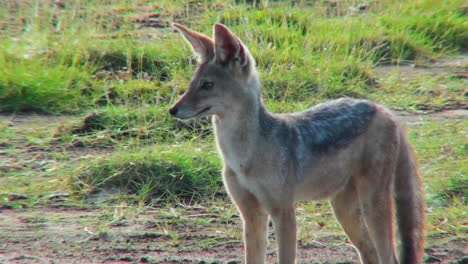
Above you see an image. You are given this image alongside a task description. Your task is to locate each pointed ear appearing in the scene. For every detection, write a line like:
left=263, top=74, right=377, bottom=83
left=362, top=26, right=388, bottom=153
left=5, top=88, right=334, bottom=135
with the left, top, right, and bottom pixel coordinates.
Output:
left=173, top=23, right=214, bottom=62
left=213, top=24, right=250, bottom=67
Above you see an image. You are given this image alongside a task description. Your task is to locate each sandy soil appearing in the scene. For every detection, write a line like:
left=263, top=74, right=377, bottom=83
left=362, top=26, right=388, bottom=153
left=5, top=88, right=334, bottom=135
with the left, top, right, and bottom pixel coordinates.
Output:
left=0, top=207, right=466, bottom=264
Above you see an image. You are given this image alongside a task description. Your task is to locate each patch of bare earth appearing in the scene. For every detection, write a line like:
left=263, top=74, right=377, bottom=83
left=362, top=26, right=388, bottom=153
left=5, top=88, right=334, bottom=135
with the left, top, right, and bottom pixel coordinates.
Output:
left=0, top=207, right=466, bottom=264
left=0, top=207, right=350, bottom=264
left=396, top=109, right=468, bottom=125
left=374, top=55, right=468, bottom=79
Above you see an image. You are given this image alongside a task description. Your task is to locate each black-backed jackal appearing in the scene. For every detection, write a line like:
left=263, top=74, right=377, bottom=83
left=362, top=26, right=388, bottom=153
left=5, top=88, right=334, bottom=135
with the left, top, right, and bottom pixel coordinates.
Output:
left=169, top=23, right=424, bottom=264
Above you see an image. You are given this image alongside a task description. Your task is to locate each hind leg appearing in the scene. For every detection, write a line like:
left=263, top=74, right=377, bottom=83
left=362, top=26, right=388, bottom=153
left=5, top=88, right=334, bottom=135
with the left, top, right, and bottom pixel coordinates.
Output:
left=331, top=180, right=378, bottom=264
left=357, top=168, right=398, bottom=263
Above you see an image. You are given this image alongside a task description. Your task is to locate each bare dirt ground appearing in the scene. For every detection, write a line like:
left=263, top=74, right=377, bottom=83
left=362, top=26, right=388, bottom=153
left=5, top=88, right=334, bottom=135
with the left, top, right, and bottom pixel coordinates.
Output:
left=0, top=206, right=466, bottom=264
left=0, top=206, right=357, bottom=264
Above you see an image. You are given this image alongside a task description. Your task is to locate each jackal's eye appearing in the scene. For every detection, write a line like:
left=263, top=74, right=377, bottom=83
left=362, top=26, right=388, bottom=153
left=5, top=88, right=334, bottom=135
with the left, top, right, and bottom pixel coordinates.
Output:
left=200, top=82, right=214, bottom=91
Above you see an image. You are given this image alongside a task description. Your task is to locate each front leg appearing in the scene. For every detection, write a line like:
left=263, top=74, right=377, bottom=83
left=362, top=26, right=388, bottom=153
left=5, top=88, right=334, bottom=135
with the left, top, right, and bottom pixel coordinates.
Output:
left=271, top=207, right=297, bottom=264
left=223, top=168, right=269, bottom=264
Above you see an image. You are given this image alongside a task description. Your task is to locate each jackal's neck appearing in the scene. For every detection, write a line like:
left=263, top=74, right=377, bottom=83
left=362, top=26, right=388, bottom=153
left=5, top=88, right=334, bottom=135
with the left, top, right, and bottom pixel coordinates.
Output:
left=213, top=77, right=272, bottom=164
left=213, top=93, right=266, bottom=134
left=214, top=74, right=269, bottom=132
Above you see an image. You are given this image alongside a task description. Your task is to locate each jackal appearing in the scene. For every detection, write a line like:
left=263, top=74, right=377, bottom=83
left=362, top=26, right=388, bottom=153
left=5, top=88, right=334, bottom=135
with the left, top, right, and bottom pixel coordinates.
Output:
left=169, top=23, right=424, bottom=264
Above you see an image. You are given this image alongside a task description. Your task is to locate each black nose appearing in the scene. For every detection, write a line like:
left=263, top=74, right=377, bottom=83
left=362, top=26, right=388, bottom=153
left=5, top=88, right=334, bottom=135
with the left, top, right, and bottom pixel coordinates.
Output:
left=169, top=107, right=178, bottom=116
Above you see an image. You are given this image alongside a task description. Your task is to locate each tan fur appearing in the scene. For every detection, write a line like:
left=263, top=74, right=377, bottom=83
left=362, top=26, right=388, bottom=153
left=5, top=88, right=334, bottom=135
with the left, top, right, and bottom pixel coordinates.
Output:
left=169, top=23, right=425, bottom=264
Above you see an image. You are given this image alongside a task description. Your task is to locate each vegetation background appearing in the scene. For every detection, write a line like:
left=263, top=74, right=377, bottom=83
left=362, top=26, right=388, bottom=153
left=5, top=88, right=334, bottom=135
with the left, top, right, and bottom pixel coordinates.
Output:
left=0, top=0, right=466, bottom=263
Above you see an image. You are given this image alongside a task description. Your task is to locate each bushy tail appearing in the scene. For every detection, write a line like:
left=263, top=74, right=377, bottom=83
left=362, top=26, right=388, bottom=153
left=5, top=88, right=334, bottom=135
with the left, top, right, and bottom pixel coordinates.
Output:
left=394, top=131, right=425, bottom=264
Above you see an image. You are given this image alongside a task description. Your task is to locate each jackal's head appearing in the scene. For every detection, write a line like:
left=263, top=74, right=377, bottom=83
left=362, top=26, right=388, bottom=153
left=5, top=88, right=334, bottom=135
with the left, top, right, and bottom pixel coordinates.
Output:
left=169, top=23, right=259, bottom=119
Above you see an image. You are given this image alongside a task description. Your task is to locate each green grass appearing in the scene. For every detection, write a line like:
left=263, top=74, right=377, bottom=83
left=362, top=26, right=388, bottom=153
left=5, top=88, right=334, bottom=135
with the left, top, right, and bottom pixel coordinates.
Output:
left=0, top=0, right=466, bottom=113
left=53, top=106, right=212, bottom=148
left=70, top=143, right=221, bottom=203
left=410, top=120, right=467, bottom=236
